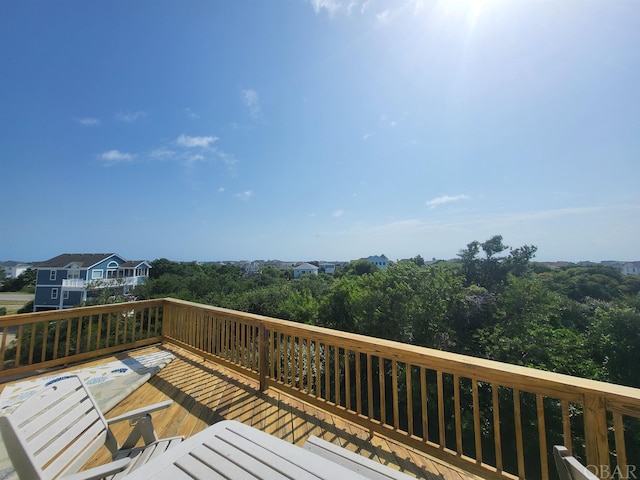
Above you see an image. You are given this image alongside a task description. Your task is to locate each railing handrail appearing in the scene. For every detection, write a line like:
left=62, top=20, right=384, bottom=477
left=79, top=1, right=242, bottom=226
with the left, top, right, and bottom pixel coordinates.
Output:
left=0, top=299, right=164, bottom=327
left=161, top=298, right=640, bottom=408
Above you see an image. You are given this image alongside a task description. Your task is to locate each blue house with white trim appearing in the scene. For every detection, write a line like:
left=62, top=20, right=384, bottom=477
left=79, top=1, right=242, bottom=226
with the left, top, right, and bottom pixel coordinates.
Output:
left=34, top=253, right=150, bottom=311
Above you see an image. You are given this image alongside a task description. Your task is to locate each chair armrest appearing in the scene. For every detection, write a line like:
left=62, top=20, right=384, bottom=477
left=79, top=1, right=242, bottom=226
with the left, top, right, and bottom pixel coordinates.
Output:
left=303, top=435, right=415, bottom=480
left=107, top=400, right=173, bottom=425
left=61, top=458, right=130, bottom=480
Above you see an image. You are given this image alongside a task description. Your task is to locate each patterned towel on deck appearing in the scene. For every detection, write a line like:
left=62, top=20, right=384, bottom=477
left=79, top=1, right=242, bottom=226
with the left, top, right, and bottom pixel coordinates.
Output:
left=0, top=350, right=175, bottom=479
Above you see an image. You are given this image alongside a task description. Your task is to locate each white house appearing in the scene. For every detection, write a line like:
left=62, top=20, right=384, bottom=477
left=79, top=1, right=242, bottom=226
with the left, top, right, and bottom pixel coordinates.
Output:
left=293, top=263, right=319, bottom=278
left=319, top=262, right=336, bottom=274
left=621, top=262, right=640, bottom=275
left=365, top=254, right=389, bottom=270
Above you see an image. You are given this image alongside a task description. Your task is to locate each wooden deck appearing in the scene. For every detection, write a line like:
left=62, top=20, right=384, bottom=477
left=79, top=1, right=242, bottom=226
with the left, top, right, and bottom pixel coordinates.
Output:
left=3, top=343, right=483, bottom=480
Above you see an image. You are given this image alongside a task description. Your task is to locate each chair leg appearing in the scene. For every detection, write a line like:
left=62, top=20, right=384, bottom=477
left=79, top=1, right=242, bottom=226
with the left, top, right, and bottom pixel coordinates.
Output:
left=121, top=415, right=159, bottom=450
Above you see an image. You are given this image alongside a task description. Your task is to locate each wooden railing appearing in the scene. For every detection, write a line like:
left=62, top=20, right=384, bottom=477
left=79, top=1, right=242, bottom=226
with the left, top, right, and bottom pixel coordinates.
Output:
left=1, top=299, right=638, bottom=479
left=0, top=300, right=164, bottom=379
left=162, top=299, right=640, bottom=480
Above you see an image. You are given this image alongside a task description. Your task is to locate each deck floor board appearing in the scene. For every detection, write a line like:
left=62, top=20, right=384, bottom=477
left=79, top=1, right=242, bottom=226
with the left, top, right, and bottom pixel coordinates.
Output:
left=2, top=343, right=482, bottom=480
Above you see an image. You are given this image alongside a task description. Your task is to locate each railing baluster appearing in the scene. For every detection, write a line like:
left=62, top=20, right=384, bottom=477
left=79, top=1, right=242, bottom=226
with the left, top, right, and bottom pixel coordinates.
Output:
left=65, top=319, right=72, bottom=357
left=335, top=346, right=341, bottom=406
left=392, top=360, right=399, bottom=430
left=114, top=312, right=120, bottom=345
left=53, top=320, right=61, bottom=360
left=492, top=383, right=503, bottom=473
left=15, top=325, right=24, bottom=367
left=454, top=374, right=463, bottom=454
left=437, top=370, right=445, bottom=449
left=305, top=339, right=311, bottom=394
left=122, top=310, right=128, bottom=344
left=613, top=412, right=628, bottom=480
left=513, top=389, right=525, bottom=479
left=355, top=352, right=362, bottom=415
left=299, top=337, right=304, bottom=391
left=379, top=356, right=386, bottom=425
left=536, top=394, right=549, bottom=480
left=284, top=334, right=290, bottom=387
left=86, top=315, right=93, bottom=352
left=95, top=314, right=102, bottom=350
left=473, top=379, right=482, bottom=464
left=314, top=340, right=320, bottom=397
left=0, top=326, right=7, bottom=369
left=367, top=353, right=373, bottom=420
left=345, top=349, right=351, bottom=411
left=407, top=363, right=413, bottom=437
left=421, top=366, right=428, bottom=444
left=561, top=399, right=572, bottom=454
left=28, top=323, right=37, bottom=365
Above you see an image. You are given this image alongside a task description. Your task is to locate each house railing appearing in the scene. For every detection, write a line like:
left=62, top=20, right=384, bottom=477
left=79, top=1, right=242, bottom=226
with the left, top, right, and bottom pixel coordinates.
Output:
left=61, top=277, right=144, bottom=289
left=0, top=300, right=163, bottom=379
left=1, top=298, right=639, bottom=480
left=162, top=298, right=640, bottom=480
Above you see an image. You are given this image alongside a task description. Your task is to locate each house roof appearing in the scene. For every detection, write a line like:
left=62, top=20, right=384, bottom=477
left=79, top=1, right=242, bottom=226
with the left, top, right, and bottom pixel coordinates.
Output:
left=294, top=262, right=318, bottom=270
left=36, top=253, right=119, bottom=269
left=120, top=261, right=151, bottom=268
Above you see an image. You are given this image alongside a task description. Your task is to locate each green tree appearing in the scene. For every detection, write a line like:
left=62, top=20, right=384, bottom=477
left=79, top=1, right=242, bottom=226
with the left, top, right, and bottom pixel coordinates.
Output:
left=474, top=275, right=597, bottom=377
left=588, top=297, right=640, bottom=387
left=458, top=235, right=536, bottom=291
left=1, top=268, right=36, bottom=292
left=336, top=259, right=378, bottom=277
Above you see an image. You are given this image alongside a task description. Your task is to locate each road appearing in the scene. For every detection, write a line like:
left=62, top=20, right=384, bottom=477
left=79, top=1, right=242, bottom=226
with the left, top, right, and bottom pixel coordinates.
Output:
left=0, top=293, right=34, bottom=301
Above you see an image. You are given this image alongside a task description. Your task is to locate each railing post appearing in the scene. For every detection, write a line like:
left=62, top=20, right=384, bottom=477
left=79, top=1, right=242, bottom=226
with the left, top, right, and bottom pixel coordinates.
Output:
left=259, top=324, right=269, bottom=392
left=583, top=393, right=610, bottom=477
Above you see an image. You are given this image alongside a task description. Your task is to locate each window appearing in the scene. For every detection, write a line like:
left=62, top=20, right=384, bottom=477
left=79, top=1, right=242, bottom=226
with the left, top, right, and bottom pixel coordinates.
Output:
left=68, top=270, right=80, bottom=279
left=63, top=291, right=69, bottom=300
left=106, top=261, right=118, bottom=279
left=92, top=270, right=104, bottom=280
left=51, top=288, right=58, bottom=300
left=49, top=270, right=56, bottom=281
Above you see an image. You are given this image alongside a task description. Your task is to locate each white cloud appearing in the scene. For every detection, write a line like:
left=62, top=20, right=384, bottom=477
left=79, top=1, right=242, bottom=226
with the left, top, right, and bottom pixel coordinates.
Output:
left=115, top=111, right=146, bottom=123
left=310, top=0, right=341, bottom=15
left=185, top=153, right=205, bottom=165
left=332, top=209, right=345, bottom=217
left=150, top=147, right=177, bottom=160
left=76, top=117, right=100, bottom=126
left=183, top=107, right=200, bottom=119
left=234, top=190, right=254, bottom=200
left=376, top=9, right=390, bottom=23
left=177, top=134, right=217, bottom=148
left=379, top=114, right=398, bottom=129
left=99, top=150, right=135, bottom=165
left=241, top=89, right=262, bottom=118
left=427, top=194, right=471, bottom=209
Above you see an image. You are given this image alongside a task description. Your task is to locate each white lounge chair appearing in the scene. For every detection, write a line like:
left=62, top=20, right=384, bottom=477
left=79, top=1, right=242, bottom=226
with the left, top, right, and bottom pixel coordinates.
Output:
left=0, top=375, right=183, bottom=480
left=553, top=445, right=599, bottom=480
left=303, top=435, right=417, bottom=480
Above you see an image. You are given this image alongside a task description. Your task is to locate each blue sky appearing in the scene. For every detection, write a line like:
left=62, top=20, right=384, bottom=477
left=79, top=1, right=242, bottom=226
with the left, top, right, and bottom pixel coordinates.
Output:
left=1, top=0, right=639, bottom=263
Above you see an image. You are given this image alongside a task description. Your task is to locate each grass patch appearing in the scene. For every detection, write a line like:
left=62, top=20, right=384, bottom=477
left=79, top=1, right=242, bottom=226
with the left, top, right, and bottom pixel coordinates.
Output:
left=0, top=300, right=27, bottom=315
left=0, top=295, right=33, bottom=315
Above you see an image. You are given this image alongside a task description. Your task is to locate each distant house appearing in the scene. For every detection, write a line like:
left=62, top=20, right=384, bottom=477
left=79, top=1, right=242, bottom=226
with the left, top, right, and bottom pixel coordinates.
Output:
left=365, top=254, right=389, bottom=270
left=319, top=262, right=336, bottom=274
left=241, top=262, right=261, bottom=277
left=621, top=262, right=640, bottom=275
left=33, top=253, right=150, bottom=311
left=293, top=263, right=319, bottom=279
left=1, top=261, right=32, bottom=278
